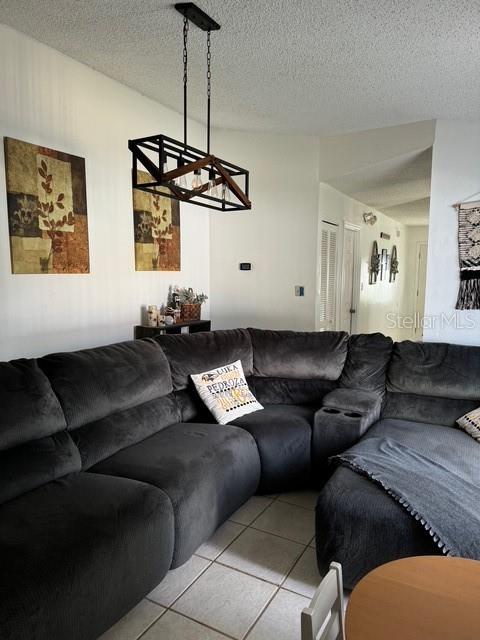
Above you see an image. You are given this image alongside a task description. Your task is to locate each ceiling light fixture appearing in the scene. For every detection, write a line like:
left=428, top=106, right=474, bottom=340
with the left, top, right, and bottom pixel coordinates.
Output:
left=128, top=2, right=251, bottom=212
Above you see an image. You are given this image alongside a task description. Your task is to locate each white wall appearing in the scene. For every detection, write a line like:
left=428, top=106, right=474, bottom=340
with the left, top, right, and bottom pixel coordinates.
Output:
left=209, top=130, right=319, bottom=330
left=318, top=183, right=415, bottom=341
left=0, top=24, right=210, bottom=360
left=208, top=127, right=425, bottom=338
left=424, top=119, right=480, bottom=344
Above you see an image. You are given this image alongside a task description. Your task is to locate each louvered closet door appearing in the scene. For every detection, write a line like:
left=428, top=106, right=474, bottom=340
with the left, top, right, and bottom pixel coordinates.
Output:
left=316, top=221, right=338, bottom=331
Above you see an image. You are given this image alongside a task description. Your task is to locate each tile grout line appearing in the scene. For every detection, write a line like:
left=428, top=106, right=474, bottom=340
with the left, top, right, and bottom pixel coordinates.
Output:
left=280, top=583, right=316, bottom=600
left=247, top=523, right=313, bottom=546
left=195, top=521, right=248, bottom=562
left=280, top=544, right=312, bottom=588
left=163, top=609, right=239, bottom=640
left=211, top=557, right=296, bottom=588
left=275, top=499, right=317, bottom=512
left=228, top=495, right=275, bottom=527
left=145, top=557, right=213, bottom=610
left=241, top=584, right=281, bottom=640
left=134, top=606, right=167, bottom=640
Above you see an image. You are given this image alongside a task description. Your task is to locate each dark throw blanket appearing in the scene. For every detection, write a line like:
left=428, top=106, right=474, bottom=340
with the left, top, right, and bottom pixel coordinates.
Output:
left=333, top=435, right=480, bottom=558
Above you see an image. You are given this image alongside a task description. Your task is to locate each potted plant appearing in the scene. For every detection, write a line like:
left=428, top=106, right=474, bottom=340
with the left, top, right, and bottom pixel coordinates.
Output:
left=176, top=287, right=208, bottom=321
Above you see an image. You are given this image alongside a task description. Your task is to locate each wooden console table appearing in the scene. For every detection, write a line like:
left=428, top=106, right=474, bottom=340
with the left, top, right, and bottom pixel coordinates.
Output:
left=346, top=556, right=480, bottom=640
left=134, top=320, right=211, bottom=339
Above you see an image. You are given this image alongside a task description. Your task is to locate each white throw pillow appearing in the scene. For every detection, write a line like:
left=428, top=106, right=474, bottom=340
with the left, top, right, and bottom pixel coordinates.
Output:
left=191, top=360, right=263, bottom=424
left=457, top=408, right=480, bottom=442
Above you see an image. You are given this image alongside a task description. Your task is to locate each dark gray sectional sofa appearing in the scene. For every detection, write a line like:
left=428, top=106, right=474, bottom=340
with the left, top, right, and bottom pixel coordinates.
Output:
left=1, top=328, right=478, bottom=639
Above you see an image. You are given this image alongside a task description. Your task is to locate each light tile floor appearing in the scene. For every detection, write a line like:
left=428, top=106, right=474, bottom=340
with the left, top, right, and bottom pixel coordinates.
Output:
left=98, top=492, right=321, bottom=640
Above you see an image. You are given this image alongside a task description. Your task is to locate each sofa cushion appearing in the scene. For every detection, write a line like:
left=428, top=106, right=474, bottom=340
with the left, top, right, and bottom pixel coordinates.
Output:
left=0, top=472, right=174, bottom=640
left=248, top=328, right=348, bottom=379
left=40, top=340, right=179, bottom=467
left=340, top=333, right=393, bottom=393
left=39, top=339, right=172, bottom=429
left=250, top=377, right=336, bottom=405
left=231, top=404, right=316, bottom=493
left=90, top=422, right=261, bottom=567
left=382, top=391, right=479, bottom=426
left=365, top=418, right=480, bottom=471
left=0, top=359, right=79, bottom=505
left=0, top=431, right=81, bottom=505
left=0, top=359, right=66, bottom=450
left=387, top=340, right=480, bottom=400
left=71, top=395, right=180, bottom=469
left=156, top=329, right=253, bottom=391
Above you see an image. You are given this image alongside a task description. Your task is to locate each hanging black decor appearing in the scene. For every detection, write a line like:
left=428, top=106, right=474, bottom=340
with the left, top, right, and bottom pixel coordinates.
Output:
left=389, top=245, right=399, bottom=282
left=369, top=241, right=380, bottom=284
left=129, top=3, right=251, bottom=212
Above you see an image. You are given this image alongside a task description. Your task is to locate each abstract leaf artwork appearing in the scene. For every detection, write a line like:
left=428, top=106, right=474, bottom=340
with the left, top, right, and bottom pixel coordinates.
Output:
left=133, top=170, right=180, bottom=271
left=4, top=137, right=89, bottom=274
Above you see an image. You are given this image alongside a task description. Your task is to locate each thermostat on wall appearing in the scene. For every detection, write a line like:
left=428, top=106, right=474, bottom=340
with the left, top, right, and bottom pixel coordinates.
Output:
left=239, top=263, right=252, bottom=270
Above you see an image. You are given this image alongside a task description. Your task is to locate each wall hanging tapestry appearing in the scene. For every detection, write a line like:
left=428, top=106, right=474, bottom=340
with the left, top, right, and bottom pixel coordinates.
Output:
left=133, top=170, right=180, bottom=271
left=4, top=137, right=89, bottom=274
left=455, top=200, right=480, bottom=310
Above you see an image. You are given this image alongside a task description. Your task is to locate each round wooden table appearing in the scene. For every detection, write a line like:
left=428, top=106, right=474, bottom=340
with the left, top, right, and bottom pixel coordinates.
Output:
left=346, top=556, right=480, bottom=640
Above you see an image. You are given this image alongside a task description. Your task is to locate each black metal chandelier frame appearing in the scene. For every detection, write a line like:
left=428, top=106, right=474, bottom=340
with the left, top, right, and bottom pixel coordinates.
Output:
left=129, top=2, right=251, bottom=212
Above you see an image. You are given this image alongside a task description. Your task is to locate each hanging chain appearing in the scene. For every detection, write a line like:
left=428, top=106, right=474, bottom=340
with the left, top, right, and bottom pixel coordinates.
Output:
left=183, top=16, right=189, bottom=88
left=183, top=16, right=189, bottom=147
left=207, top=30, right=211, bottom=102
left=206, top=29, right=212, bottom=155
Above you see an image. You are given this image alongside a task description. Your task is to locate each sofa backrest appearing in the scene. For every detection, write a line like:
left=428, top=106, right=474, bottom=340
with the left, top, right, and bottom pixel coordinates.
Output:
left=248, top=328, right=348, bottom=404
left=39, top=339, right=179, bottom=467
left=339, top=333, right=393, bottom=394
left=383, top=340, right=480, bottom=425
left=155, top=329, right=253, bottom=421
left=157, top=328, right=351, bottom=411
left=0, top=359, right=81, bottom=505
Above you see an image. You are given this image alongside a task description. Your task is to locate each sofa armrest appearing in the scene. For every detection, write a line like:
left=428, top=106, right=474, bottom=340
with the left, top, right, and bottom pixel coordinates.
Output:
left=312, top=389, right=382, bottom=483
left=322, top=388, right=382, bottom=415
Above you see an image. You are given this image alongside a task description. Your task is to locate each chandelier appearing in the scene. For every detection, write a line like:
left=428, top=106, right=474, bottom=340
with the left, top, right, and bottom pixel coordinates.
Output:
left=129, top=2, right=251, bottom=212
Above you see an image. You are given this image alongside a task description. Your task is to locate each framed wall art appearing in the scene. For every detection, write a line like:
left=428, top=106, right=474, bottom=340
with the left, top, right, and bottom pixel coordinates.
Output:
left=133, top=170, right=181, bottom=271
left=4, top=137, right=89, bottom=274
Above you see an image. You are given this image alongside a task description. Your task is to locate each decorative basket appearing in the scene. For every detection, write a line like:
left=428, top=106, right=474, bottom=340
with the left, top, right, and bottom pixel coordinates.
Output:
left=180, top=303, right=202, bottom=321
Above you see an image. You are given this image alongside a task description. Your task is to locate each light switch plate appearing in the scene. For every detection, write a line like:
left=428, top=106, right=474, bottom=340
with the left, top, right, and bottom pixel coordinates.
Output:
left=295, top=286, right=305, bottom=297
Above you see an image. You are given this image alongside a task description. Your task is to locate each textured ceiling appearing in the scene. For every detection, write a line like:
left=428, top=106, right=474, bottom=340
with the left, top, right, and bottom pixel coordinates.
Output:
left=382, top=197, right=430, bottom=226
left=328, top=147, right=432, bottom=225
left=0, top=1, right=479, bottom=134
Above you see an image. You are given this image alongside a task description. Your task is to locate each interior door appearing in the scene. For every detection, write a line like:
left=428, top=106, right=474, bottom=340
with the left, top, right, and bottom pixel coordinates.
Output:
left=340, top=225, right=360, bottom=333
left=414, top=242, right=428, bottom=339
